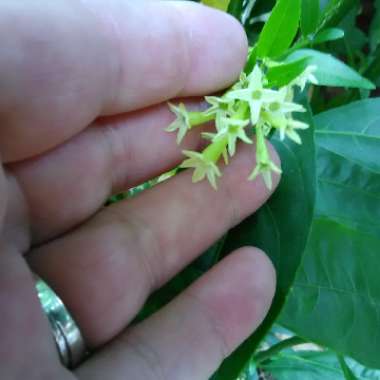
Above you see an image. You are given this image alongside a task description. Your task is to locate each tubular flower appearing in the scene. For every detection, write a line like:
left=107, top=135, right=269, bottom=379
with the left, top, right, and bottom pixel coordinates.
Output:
left=180, top=135, right=228, bottom=189
left=248, top=123, right=282, bottom=190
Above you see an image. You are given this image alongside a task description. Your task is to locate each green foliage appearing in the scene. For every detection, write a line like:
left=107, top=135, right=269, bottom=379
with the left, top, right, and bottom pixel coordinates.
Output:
left=256, top=0, right=301, bottom=58
left=312, top=27, right=345, bottom=44
left=266, top=58, right=310, bottom=88
left=262, top=350, right=380, bottom=380
left=301, top=0, right=320, bottom=36
left=201, top=0, right=231, bottom=11
left=370, top=0, right=380, bottom=52
left=280, top=99, right=380, bottom=368
left=339, top=355, right=359, bottom=380
left=213, top=102, right=316, bottom=379
left=318, top=0, right=359, bottom=31
left=133, top=1, right=379, bottom=378
left=227, top=0, right=244, bottom=19
left=287, top=49, right=375, bottom=89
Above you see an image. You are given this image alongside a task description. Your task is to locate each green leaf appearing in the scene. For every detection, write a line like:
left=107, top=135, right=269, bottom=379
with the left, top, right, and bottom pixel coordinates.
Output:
left=244, top=45, right=258, bottom=75
left=301, top=0, right=320, bottom=36
left=365, top=46, right=380, bottom=85
left=338, top=356, right=359, bottom=380
left=262, top=350, right=365, bottom=380
left=312, top=27, right=344, bottom=44
left=369, top=0, right=380, bottom=51
left=227, top=0, right=244, bottom=19
left=286, top=49, right=375, bottom=89
left=280, top=98, right=380, bottom=368
left=318, top=0, right=358, bottom=31
left=201, top=0, right=231, bottom=11
left=213, top=101, right=316, bottom=379
left=257, top=0, right=302, bottom=58
left=263, top=351, right=345, bottom=380
left=262, top=346, right=380, bottom=380
left=266, top=57, right=310, bottom=88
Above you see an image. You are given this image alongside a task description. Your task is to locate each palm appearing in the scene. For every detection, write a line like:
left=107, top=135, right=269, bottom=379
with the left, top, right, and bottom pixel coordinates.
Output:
left=0, top=1, right=278, bottom=379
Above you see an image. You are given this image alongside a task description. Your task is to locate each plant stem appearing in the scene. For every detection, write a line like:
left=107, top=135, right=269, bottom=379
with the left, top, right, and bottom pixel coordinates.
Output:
left=253, top=336, right=306, bottom=365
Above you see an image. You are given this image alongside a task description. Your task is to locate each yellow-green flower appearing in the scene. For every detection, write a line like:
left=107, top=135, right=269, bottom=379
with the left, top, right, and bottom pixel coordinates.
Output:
left=248, top=123, right=281, bottom=189
left=226, top=65, right=277, bottom=125
left=180, top=135, right=228, bottom=189
left=166, top=103, right=214, bottom=144
left=291, top=65, right=318, bottom=91
left=214, top=117, right=252, bottom=156
left=180, top=151, right=222, bottom=190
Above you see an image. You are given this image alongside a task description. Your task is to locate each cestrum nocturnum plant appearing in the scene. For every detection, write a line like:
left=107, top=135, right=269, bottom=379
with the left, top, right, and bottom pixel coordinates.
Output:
left=165, top=62, right=317, bottom=190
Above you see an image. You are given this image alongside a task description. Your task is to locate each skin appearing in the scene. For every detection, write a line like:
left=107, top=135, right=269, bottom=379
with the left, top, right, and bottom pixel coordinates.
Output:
left=0, top=1, right=281, bottom=379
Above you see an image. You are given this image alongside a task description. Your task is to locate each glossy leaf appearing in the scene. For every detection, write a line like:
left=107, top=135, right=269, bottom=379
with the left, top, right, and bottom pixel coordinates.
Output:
left=301, top=0, right=320, bottom=36
left=264, top=351, right=345, bottom=380
left=339, top=356, right=359, bottom=380
left=313, top=27, right=345, bottom=44
left=318, top=0, right=358, bottom=30
left=213, top=102, right=316, bottom=379
left=369, top=0, right=380, bottom=51
left=287, top=49, right=375, bottom=89
left=257, top=0, right=301, bottom=58
left=266, top=57, right=310, bottom=88
left=263, top=350, right=379, bottom=380
left=227, top=0, right=244, bottom=19
left=280, top=98, right=380, bottom=368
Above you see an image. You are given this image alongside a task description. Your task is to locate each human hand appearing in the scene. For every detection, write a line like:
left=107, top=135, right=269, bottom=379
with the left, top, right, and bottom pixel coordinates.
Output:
left=0, top=1, right=280, bottom=379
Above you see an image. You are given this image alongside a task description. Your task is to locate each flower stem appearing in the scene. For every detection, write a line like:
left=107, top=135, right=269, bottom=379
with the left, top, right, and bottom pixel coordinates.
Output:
left=203, top=135, right=228, bottom=163
left=253, top=336, right=306, bottom=365
left=189, top=111, right=215, bottom=127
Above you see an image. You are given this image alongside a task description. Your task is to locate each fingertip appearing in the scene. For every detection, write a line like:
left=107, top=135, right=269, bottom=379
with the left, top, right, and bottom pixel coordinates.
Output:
left=223, top=246, right=276, bottom=349
left=172, top=1, right=248, bottom=94
left=192, top=246, right=276, bottom=353
left=234, top=247, right=277, bottom=307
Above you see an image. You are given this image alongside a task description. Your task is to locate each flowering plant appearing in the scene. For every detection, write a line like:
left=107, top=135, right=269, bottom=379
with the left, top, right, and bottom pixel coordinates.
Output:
left=130, top=0, right=380, bottom=378
left=166, top=63, right=315, bottom=189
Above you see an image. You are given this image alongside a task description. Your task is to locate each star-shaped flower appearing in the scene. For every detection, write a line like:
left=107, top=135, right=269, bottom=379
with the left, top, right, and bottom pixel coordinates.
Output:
left=263, top=87, right=306, bottom=117
left=291, top=65, right=318, bottom=91
left=248, top=158, right=282, bottom=189
left=225, top=65, right=278, bottom=125
left=166, top=103, right=214, bottom=144
left=204, top=96, right=236, bottom=131
left=165, top=103, right=190, bottom=144
left=280, top=118, right=309, bottom=144
left=248, top=123, right=282, bottom=189
left=214, top=117, right=252, bottom=156
left=180, top=150, right=222, bottom=190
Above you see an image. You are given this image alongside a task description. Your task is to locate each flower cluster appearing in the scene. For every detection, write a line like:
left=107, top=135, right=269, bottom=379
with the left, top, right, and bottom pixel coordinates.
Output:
left=166, top=63, right=317, bottom=190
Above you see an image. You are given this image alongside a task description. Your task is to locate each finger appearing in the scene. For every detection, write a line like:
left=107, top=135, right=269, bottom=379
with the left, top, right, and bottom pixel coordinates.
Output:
left=0, top=0, right=247, bottom=162
left=9, top=100, right=209, bottom=244
left=76, top=248, right=276, bottom=380
left=0, top=244, right=70, bottom=379
left=29, top=144, right=281, bottom=348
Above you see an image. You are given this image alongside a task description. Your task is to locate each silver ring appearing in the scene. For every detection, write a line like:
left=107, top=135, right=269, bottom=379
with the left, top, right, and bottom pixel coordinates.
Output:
left=34, top=274, right=87, bottom=368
